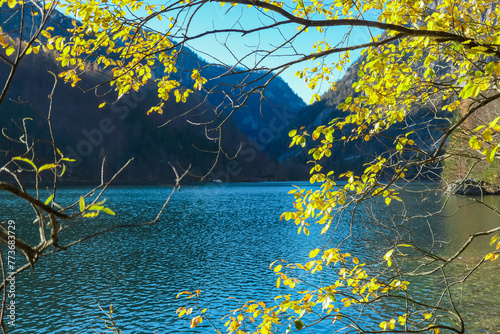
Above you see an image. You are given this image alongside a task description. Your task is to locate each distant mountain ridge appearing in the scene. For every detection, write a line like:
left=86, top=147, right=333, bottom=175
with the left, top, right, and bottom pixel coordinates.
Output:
left=0, top=7, right=308, bottom=184
left=3, top=7, right=470, bottom=184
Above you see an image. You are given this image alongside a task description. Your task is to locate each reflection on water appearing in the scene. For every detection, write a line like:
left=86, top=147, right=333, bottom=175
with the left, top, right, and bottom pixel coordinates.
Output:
left=442, top=195, right=500, bottom=256
left=0, top=182, right=499, bottom=333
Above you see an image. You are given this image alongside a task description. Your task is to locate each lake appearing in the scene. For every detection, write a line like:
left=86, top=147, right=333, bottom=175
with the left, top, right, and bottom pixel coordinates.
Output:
left=1, top=182, right=499, bottom=333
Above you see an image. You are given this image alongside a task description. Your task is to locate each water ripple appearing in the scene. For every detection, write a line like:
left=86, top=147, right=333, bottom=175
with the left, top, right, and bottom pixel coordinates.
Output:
left=0, top=183, right=498, bottom=333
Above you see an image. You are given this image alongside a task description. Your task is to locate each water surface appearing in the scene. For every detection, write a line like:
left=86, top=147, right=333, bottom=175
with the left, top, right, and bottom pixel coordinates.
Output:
left=0, top=182, right=499, bottom=333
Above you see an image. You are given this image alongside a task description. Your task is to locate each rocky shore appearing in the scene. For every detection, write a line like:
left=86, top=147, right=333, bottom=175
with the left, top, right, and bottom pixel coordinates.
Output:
left=444, top=178, right=500, bottom=196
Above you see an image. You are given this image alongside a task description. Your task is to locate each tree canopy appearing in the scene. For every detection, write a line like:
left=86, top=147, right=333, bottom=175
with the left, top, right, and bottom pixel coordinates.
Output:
left=1, top=0, right=500, bottom=333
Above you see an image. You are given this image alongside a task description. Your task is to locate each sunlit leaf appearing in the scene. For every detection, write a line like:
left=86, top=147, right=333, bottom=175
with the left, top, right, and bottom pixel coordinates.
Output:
left=79, top=196, right=85, bottom=212
left=309, top=248, right=320, bottom=258
left=12, top=157, right=37, bottom=171
left=44, top=194, right=54, bottom=205
left=101, top=208, right=116, bottom=215
left=383, top=249, right=394, bottom=267
left=38, top=163, right=58, bottom=173
left=189, top=316, right=203, bottom=328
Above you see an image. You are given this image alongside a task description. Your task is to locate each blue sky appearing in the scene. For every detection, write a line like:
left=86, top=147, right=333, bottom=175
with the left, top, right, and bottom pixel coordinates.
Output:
left=148, top=2, right=377, bottom=104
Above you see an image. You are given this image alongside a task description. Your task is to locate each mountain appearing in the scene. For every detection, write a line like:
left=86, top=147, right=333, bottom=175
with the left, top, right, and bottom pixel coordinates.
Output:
left=0, top=8, right=308, bottom=184
left=4, top=7, right=481, bottom=185
left=275, top=56, right=453, bottom=179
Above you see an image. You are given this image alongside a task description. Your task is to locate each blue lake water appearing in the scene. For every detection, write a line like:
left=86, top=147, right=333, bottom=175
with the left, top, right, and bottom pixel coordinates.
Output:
left=1, top=182, right=499, bottom=333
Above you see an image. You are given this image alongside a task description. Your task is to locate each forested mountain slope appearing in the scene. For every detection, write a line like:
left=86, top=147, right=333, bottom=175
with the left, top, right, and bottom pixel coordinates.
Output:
left=0, top=8, right=307, bottom=183
left=273, top=56, right=454, bottom=179
left=4, top=7, right=492, bottom=184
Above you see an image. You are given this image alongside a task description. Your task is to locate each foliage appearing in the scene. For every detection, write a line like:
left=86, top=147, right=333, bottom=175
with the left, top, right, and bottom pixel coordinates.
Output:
left=2, top=0, right=500, bottom=333
left=172, top=0, right=499, bottom=332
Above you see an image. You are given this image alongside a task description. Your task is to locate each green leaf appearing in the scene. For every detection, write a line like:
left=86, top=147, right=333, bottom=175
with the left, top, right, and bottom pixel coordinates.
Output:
left=294, top=320, right=305, bottom=330
left=288, top=129, right=297, bottom=137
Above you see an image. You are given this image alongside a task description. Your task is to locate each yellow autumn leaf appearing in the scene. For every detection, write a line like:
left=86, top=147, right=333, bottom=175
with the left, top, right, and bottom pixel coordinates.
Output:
left=189, top=315, right=203, bottom=328
left=383, top=249, right=394, bottom=267
left=482, top=128, right=493, bottom=142
left=12, top=156, right=37, bottom=170
left=79, top=196, right=85, bottom=212
left=309, top=248, right=320, bottom=258
left=5, top=46, right=15, bottom=56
